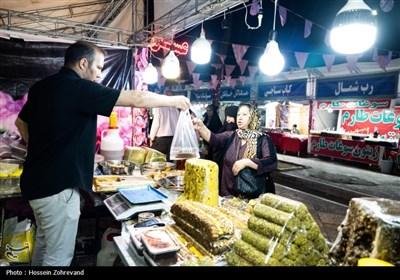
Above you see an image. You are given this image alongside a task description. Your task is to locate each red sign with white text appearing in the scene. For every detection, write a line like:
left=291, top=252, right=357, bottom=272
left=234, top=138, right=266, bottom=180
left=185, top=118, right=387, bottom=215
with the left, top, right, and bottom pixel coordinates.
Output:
left=317, top=99, right=393, bottom=110
left=340, top=107, right=400, bottom=140
left=309, top=135, right=382, bottom=165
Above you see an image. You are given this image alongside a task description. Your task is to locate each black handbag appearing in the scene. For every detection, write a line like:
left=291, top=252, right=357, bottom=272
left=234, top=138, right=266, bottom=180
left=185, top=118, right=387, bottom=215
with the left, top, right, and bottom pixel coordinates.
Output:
left=235, top=168, right=266, bottom=199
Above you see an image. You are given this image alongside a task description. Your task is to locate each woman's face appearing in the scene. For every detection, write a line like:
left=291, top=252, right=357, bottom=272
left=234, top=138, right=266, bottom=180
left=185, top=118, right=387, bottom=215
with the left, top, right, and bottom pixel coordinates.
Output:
left=236, top=105, right=251, bottom=129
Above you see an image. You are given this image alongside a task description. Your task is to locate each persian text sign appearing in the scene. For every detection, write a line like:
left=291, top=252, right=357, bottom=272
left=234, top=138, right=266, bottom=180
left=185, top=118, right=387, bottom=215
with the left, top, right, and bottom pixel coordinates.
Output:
left=220, top=86, right=251, bottom=101
left=316, top=72, right=398, bottom=100
left=317, top=99, right=393, bottom=110
left=309, top=135, right=382, bottom=165
left=258, top=79, right=307, bottom=100
left=340, top=108, right=400, bottom=140
left=190, top=89, right=212, bottom=102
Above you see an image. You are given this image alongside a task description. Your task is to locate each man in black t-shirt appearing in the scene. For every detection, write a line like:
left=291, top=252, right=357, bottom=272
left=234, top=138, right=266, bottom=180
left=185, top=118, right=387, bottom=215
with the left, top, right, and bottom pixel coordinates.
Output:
left=15, top=41, right=190, bottom=266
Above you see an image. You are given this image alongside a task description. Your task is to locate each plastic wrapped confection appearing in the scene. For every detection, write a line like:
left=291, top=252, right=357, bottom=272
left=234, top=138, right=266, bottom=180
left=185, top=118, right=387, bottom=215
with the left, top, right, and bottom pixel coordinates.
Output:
left=226, top=193, right=329, bottom=266
left=123, top=146, right=147, bottom=165
left=143, top=147, right=167, bottom=163
left=329, top=197, right=400, bottom=266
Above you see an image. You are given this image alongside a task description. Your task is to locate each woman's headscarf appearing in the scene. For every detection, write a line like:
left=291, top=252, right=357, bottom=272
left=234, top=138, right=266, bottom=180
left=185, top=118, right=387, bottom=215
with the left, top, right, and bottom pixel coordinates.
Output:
left=236, top=103, right=262, bottom=158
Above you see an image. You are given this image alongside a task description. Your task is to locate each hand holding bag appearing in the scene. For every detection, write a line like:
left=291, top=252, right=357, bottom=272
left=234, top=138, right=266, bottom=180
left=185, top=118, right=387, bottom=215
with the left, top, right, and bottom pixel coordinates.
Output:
left=169, top=110, right=200, bottom=160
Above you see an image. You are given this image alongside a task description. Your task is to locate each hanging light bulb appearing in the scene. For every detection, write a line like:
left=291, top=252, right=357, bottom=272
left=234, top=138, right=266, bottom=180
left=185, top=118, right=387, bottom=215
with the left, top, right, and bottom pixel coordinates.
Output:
left=161, top=45, right=180, bottom=79
left=191, top=25, right=212, bottom=65
left=143, top=62, right=158, bottom=84
left=259, top=0, right=284, bottom=76
left=330, top=0, right=377, bottom=54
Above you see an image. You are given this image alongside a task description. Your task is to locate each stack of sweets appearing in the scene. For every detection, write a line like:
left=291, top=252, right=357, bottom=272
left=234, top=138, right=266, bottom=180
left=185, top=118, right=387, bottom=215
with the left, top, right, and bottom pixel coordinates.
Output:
left=226, top=193, right=329, bottom=266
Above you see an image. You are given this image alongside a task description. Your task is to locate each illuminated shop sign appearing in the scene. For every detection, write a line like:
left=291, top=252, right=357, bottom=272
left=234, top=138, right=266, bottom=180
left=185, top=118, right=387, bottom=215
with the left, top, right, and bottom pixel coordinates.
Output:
left=220, top=86, right=251, bottom=101
left=258, top=79, right=307, bottom=100
left=316, top=72, right=398, bottom=100
left=150, top=41, right=189, bottom=56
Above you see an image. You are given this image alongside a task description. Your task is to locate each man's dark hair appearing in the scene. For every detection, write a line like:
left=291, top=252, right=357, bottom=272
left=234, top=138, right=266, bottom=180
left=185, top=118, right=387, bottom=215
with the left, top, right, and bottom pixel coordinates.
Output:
left=64, top=41, right=106, bottom=67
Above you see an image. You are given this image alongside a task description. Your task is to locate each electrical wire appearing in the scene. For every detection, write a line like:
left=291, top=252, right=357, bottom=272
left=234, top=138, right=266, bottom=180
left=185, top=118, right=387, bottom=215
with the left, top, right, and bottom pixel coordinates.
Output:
left=243, top=0, right=263, bottom=30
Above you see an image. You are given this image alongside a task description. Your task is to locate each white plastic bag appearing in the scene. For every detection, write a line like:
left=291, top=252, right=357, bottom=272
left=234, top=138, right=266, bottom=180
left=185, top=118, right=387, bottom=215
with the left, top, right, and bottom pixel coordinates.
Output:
left=169, top=110, right=200, bottom=160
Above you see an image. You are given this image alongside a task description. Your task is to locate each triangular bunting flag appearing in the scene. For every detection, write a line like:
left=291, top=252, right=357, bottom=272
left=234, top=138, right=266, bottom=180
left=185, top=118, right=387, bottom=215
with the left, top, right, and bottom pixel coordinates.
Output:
left=250, top=0, right=261, bottom=16
left=218, top=54, right=226, bottom=64
left=238, top=60, right=248, bottom=75
left=239, top=76, right=246, bottom=86
left=247, top=66, right=258, bottom=82
left=192, top=73, right=201, bottom=89
left=346, top=54, right=361, bottom=73
left=225, top=64, right=236, bottom=76
left=229, top=78, right=237, bottom=88
left=304, top=20, right=312, bottom=38
left=324, top=31, right=330, bottom=47
left=232, top=44, right=249, bottom=64
left=279, top=6, right=287, bottom=27
left=211, top=63, right=222, bottom=69
left=323, top=54, right=335, bottom=72
left=186, top=60, right=197, bottom=75
left=224, top=76, right=231, bottom=87
left=372, top=48, right=378, bottom=62
left=380, top=0, right=394, bottom=12
left=211, top=75, right=218, bottom=89
left=295, top=52, right=309, bottom=70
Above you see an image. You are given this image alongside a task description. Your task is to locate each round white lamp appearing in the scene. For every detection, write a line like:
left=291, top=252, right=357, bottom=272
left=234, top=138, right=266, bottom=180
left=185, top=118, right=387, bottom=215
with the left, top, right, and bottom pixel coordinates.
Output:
left=330, top=0, right=377, bottom=54
left=161, top=49, right=180, bottom=79
left=191, top=28, right=212, bottom=64
left=143, top=63, right=158, bottom=84
left=259, top=30, right=285, bottom=76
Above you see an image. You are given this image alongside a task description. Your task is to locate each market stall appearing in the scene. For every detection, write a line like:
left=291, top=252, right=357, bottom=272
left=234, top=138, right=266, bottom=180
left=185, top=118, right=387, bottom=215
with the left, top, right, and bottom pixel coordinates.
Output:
left=312, top=72, right=399, bottom=170
left=258, top=79, right=310, bottom=155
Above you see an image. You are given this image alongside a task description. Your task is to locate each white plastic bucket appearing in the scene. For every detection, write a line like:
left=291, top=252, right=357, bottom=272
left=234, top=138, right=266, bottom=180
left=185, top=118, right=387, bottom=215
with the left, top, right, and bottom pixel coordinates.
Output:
left=380, top=160, right=393, bottom=174
left=100, top=129, right=124, bottom=161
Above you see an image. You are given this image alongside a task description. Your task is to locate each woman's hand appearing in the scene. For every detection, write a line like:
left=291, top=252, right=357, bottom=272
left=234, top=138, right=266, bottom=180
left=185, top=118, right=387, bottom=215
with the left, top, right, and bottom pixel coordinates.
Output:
left=192, top=117, right=204, bottom=129
left=232, top=158, right=248, bottom=176
left=232, top=158, right=252, bottom=176
left=192, top=118, right=211, bottom=142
